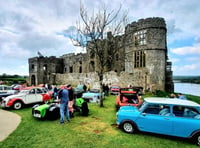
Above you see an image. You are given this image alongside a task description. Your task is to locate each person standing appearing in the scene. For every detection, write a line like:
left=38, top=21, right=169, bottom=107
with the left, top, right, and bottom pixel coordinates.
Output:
left=58, top=86, right=70, bottom=124
left=178, top=93, right=187, bottom=100
left=66, top=84, right=75, bottom=117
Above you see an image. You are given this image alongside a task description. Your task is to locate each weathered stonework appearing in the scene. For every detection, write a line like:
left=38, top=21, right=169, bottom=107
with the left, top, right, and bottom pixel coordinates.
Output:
left=28, top=17, right=174, bottom=92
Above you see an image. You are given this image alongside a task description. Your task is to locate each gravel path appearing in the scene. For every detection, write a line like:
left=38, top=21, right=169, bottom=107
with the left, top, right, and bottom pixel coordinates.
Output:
left=0, top=109, right=21, bottom=142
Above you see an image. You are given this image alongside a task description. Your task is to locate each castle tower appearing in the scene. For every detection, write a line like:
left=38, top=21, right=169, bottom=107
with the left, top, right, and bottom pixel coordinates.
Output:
left=124, top=17, right=172, bottom=91
left=28, top=56, right=63, bottom=85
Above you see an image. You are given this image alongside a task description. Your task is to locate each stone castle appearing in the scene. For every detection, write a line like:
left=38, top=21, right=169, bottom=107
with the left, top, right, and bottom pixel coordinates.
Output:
left=28, top=17, right=174, bottom=92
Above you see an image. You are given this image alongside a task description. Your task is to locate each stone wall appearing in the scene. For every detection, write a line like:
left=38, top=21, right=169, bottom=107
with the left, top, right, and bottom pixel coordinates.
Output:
left=52, top=71, right=164, bottom=91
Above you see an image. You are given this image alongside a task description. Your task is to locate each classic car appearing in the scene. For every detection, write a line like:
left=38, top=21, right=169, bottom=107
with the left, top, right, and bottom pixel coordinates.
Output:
left=32, top=102, right=60, bottom=120
left=0, top=87, right=52, bottom=110
left=73, top=85, right=85, bottom=98
left=82, top=89, right=105, bottom=103
left=0, top=85, right=16, bottom=94
left=116, top=97, right=200, bottom=146
left=110, top=85, right=120, bottom=95
left=32, top=98, right=89, bottom=119
left=0, top=90, right=18, bottom=102
left=115, top=87, right=143, bottom=111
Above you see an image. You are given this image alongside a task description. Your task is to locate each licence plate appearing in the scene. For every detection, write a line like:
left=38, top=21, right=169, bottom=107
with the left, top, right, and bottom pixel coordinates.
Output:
left=34, top=113, right=41, bottom=118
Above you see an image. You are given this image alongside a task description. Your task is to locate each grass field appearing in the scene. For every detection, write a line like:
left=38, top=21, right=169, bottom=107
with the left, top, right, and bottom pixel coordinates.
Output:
left=0, top=94, right=199, bottom=148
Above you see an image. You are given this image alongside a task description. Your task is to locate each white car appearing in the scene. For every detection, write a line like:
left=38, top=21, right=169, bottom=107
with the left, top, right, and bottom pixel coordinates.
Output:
left=0, top=87, right=52, bottom=110
left=0, top=85, right=16, bottom=94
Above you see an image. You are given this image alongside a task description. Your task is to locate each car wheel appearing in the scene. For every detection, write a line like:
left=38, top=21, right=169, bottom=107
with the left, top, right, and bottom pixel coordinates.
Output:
left=192, top=133, right=200, bottom=146
left=122, top=121, right=136, bottom=134
left=13, top=101, right=23, bottom=110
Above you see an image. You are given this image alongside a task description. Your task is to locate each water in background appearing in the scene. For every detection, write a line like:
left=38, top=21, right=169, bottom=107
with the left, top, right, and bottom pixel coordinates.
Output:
left=174, top=82, right=200, bottom=97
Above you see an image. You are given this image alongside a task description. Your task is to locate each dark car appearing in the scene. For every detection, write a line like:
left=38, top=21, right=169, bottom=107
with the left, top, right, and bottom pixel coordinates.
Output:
left=32, top=102, right=60, bottom=120
left=32, top=98, right=89, bottom=120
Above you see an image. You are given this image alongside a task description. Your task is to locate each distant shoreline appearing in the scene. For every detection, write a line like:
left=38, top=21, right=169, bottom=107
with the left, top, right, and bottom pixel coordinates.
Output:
left=173, top=76, right=200, bottom=84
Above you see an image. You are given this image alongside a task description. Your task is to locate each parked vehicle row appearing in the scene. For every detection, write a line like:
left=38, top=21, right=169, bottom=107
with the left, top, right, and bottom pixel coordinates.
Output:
left=2, top=83, right=200, bottom=145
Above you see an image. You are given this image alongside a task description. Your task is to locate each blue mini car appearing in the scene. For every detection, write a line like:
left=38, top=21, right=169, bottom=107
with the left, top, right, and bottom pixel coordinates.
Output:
left=116, top=97, right=200, bottom=146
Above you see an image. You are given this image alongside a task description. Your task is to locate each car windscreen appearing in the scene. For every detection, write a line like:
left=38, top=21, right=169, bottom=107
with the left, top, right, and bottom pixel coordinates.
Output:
left=19, top=90, right=29, bottom=94
left=138, top=101, right=147, bottom=112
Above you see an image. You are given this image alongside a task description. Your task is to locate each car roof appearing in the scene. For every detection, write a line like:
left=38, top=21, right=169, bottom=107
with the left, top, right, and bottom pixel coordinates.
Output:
left=144, top=97, right=200, bottom=107
left=22, top=86, right=41, bottom=90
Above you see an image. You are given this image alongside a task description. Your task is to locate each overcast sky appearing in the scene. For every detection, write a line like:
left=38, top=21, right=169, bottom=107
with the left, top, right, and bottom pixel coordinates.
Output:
left=0, top=0, right=200, bottom=76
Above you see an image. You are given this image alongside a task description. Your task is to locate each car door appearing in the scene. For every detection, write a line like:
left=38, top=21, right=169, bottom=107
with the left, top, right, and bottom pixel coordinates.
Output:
left=23, top=88, right=37, bottom=104
left=171, top=105, right=200, bottom=137
left=136, top=104, right=173, bottom=135
left=35, top=88, right=43, bottom=102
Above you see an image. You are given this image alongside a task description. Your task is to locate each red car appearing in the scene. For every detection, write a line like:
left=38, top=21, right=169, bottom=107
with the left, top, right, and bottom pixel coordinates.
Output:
left=110, top=85, right=120, bottom=95
left=116, top=87, right=143, bottom=111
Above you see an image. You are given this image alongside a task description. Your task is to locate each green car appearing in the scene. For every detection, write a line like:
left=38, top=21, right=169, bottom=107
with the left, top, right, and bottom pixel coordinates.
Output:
left=32, top=103, right=60, bottom=120
left=32, top=98, right=89, bottom=120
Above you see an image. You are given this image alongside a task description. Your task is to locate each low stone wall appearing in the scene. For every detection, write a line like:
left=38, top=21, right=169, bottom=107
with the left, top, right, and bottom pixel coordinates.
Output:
left=52, top=71, right=147, bottom=90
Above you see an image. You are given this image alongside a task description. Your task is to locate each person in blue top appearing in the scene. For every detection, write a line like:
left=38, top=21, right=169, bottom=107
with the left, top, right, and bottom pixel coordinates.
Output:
left=58, top=85, right=70, bottom=124
left=178, top=93, right=187, bottom=100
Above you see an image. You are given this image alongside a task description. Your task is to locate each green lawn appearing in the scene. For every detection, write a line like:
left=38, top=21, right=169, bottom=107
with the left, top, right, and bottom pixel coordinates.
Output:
left=0, top=94, right=199, bottom=148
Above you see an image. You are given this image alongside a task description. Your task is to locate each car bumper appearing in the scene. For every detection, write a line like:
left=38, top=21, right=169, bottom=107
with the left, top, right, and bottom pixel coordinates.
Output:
left=0, top=101, right=8, bottom=108
left=83, top=97, right=98, bottom=103
left=32, top=110, right=42, bottom=118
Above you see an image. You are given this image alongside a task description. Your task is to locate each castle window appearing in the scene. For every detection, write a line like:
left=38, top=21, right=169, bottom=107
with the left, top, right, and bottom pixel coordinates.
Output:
left=116, top=54, right=119, bottom=61
left=134, top=30, right=147, bottom=46
left=31, top=64, right=35, bottom=70
left=79, top=66, right=82, bottom=73
left=69, top=66, right=73, bottom=73
left=90, top=51, right=95, bottom=59
left=43, top=64, right=47, bottom=71
left=90, top=61, right=95, bottom=72
left=134, top=51, right=145, bottom=68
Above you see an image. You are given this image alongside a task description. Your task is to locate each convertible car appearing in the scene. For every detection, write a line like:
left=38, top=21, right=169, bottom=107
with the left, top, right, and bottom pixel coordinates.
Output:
left=32, top=102, right=60, bottom=120
left=82, top=89, right=105, bottom=103
left=32, top=98, right=89, bottom=120
left=115, top=87, right=143, bottom=111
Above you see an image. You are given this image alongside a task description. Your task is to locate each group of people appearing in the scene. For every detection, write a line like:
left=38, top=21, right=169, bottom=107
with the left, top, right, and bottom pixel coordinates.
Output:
left=53, top=84, right=74, bottom=124
left=170, top=93, right=187, bottom=100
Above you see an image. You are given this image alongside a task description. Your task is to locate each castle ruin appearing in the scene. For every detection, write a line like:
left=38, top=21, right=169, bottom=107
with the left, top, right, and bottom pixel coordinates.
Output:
left=28, top=17, right=174, bottom=92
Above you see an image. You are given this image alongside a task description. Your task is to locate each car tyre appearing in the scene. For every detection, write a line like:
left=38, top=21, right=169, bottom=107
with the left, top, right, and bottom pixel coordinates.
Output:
left=192, top=132, right=200, bottom=146
left=13, top=101, right=23, bottom=110
left=116, top=105, right=120, bottom=111
left=122, top=121, right=137, bottom=134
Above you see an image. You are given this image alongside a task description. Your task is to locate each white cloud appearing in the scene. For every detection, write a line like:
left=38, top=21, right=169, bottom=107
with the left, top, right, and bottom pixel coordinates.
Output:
left=173, top=64, right=199, bottom=76
left=0, top=0, right=200, bottom=75
left=171, top=46, right=200, bottom=55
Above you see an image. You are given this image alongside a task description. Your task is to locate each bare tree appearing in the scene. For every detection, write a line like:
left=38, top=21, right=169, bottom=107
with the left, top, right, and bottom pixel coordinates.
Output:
left=71, top=2, right=128, bottom=107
